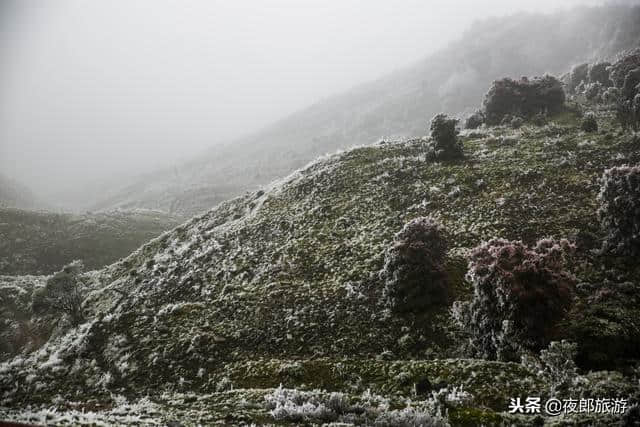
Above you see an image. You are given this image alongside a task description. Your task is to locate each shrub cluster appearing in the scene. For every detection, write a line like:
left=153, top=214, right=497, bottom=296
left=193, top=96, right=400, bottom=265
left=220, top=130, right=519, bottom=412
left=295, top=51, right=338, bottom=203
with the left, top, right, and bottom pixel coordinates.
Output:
left=621, top=67, right=640, bottom=101
left=598, top=165, right=640, bottom=256
left=601, top=86, right=621, bottom=105
left=380, top=217, right=449, bottom=313
left=464, top=110, right=485, bottom=129
left=499, top=114, right=523, bottom=129
left=588, top=62, right=613, bottom=87
left=452, top=238, right=575, bottom=361
left=483, top=75, right=565, bottom=125
left=603, top=50, right=640, bottom=130
left=568, top=63, right=589, bottom=93
left=583, top=82, right=603, bottom=102
left=567, top=62, right=613, bottom=101
left=427, top=114, right=463, bottom=160
left=608, top=48, right=640, bottom=89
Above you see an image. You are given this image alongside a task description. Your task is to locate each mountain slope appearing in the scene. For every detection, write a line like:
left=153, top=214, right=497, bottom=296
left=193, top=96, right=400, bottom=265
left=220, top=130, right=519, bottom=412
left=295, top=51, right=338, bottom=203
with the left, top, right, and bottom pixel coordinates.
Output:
left=0, top=208, right=182, bottom=275
left=2, top=106, right=639, bottom=424
left=87, top=4, right=640, bottom=217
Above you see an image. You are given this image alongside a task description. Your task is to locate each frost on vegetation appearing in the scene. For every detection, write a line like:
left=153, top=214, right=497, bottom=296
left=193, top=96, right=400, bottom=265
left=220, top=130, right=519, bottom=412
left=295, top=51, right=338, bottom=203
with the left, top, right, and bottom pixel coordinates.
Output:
left=374, top=405, right=449, bottom=427
left=483, top=75, right=565, bottom=125
left=452, top=238, right=575, bottom=361
left=598, top=165, right=640, bottom=256
left=427, top=114, right=463, bottom=161
left=156, top=302, right=204, bottom=317
left=380, top=217, right=449, bottom=313
left=430, top=385, right=473, bottom=408
left=32, top=260, right=87, bottom=327
left=0, top=396, right=162, bottom=426
left=264, top=386, right=449, bottom=426
left=264, top=386, right=344, bottom=423
left=464, top=110, right=485, bottom=130
left=521, top=340, right=578, bottom=396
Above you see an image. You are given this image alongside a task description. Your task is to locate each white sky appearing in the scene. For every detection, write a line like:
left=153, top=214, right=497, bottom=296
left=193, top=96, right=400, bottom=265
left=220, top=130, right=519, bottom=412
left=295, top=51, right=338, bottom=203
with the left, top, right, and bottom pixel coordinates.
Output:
left=0, top=0, right=606, bottom=196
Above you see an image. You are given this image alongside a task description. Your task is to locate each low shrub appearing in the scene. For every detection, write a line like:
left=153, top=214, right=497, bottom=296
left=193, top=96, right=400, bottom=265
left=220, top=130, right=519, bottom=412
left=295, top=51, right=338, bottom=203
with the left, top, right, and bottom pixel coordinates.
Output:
left=464, top=110, right=484, bottom=129
left=510, top=116, right=524, bottom=129
left=532, top=112, right=547, bottom=126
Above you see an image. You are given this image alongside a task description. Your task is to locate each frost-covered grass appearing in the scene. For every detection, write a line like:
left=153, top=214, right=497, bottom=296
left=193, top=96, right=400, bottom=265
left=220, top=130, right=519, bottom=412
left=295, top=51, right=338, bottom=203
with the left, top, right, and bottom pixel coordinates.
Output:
left=263, top=385, right=449, bottom=425
left=0, top=396, right=163, bottom=426
left=1, top=108, right=639, bottom=424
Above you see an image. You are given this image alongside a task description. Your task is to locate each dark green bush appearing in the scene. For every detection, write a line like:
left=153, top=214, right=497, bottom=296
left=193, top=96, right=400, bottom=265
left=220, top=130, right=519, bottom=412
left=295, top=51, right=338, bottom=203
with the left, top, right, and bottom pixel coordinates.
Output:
left=380, top=217, right=449, bottom=313
left=427, top=114, right=463, bottom=160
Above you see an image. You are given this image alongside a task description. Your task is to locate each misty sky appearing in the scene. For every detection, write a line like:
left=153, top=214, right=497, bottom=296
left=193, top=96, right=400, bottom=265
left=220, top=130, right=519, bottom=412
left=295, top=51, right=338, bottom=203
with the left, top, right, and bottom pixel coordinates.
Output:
left=0, top=0, right=606, bottom=199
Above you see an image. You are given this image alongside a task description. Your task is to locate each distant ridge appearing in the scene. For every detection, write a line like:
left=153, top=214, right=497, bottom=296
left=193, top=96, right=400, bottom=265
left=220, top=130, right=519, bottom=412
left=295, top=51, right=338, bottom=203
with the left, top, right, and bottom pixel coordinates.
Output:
left=86, top=4, right=640, bottom=218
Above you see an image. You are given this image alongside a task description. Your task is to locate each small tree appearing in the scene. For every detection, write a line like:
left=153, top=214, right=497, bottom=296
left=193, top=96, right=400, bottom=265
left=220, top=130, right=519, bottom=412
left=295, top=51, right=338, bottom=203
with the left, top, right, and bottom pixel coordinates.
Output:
left=380, top=217, right=449, bottom=312
left=428, top=114, right=463, bottom=160
left=452, top=238, right=575, bottom=361
left=598, top=165, right=640, bottom=256
left=32, top=260, right=86, bottom=326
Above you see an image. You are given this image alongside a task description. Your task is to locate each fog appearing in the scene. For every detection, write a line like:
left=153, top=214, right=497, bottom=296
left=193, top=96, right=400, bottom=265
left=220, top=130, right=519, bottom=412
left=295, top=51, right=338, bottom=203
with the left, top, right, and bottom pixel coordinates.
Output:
left=0, top=0, right=605, bottom=201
